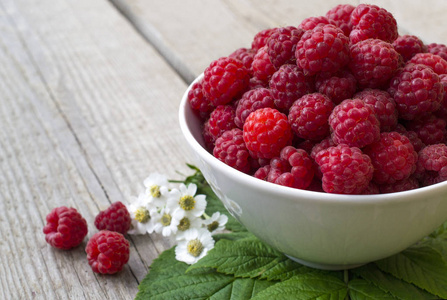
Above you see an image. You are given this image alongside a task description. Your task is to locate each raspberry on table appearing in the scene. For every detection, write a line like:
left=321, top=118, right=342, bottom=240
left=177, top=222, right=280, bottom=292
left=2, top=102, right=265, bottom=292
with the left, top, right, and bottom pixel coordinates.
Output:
left=202, top=56, right=250, bottom=106
left=314, top=144, right=374, bottom=194
left=86, top=230, right=130, bottom=274
left=354, top=88, right=398, bottom=132
left=388, top=63, right=444, bottom=120
left=392, top=35, right=427, bottom=62
left=315, top=69, right=357, bottom=104
left=404, top=114, right=447, bottom=146
left=94, top=201, right=131, bottom=235
left=43, top=206, right=88, bottom=250
left=427, top=43, right=447, bottom=61
left=329, top=98, right=380, bottom=148
left=288, top=93, right=334, bottom=141
left=349, top=4, right=398, bottom=44
left=234, top=88, right=275, bottom=128
left=417, top=144, right=447, bottom=186
left=349, top=38, right=401, bottom=89
left=265, top=146, right=314, bottom=189
left=298, top=16, right=333, bottom=31
left=213, top=128, right=252, bottom=174
left=408, top=52, right=447, bottom=75
left=187, top=80, right=214, bottom=120
left=252, top=46, right=277, bottom=82
left=295, top=24, right=350, bottom=76
left=243, top=107, right=293, bottom=159
left=203, top=105, right=237, bottom=150
left=269, top=64, right=314, bottom=112
left=325, top=4, right=355, bottom=36
left=251, top=28, right=277, bottom=52
left=363, top=131, right=418, bottom=184
left=267, top=26, right=304, bottom=69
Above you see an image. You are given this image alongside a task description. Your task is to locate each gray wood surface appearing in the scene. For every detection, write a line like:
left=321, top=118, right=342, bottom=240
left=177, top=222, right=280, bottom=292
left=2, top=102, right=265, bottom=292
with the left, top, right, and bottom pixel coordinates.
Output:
left=1, top=0, right=446, bottom=299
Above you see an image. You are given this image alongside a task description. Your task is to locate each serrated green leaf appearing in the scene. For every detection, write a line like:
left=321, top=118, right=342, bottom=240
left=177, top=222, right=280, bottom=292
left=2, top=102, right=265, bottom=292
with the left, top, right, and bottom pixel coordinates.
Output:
left=352, top=263, right=436, bottom=299
left=375, top=243, right=447, bottom=299
left=251, top=272, right=348, bottom=300
left=348, top=278, right=397, bottom=300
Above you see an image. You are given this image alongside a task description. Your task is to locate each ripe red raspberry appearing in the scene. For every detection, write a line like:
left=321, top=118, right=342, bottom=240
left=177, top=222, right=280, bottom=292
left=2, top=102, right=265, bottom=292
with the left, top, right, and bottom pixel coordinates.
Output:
left=392, top=35, right=427, bottom=62
left=404, top=114, right=447, bottom=145
left=325, top=4, right=355, bottom=36
left=234, top=88, right=275, bottom=128
left=251, top=28, right=277, bottom=52
left=202, top=57, right=250, bottom=106
left=417, top=144, right=447, bottom=186
left=213, top=128, right=251, bottom=173
left=394, top=124, right=426, bottom=153
left=310, top=136, right=336, bottom=159
left=254, top=164, right=271, bottom=181
left=295, top=24, right=350, bottom=76
left=243, top=107, right=292, bottom=159
left=329, top=99, right=380, bottom=148
left=364, top=132, right=417, bottom=184
left=269, top=64, right=314, bottom=112
left=388, top=63, right=443, bottom=120
left=86, top=230, right=130, bottom=274
left=265, top=146, right=314, bottom=189
left=288, top=93, right=334, bottom=141
left=361, top=182, right=380, bottom=195
left=353, top=89, right=398, bottom=132
left=229, top=47, right=255, bottom=75
left=298, top=16, right=333, bottom=31
left=427, top=43, right=447, bottom=61
left=379, top=177, right=419, bottom=194
left=349, top=39, right=401, bottom=89
left=349, top=4, right=398, bottom=44
left=94, top=201, right=131, bottom=235
left=252, top=46, right=277, bottom=82
left=43, top=206, right=88, bottom=250
left=187, top=81, right=214, bottom=120
left=203, top=105, right=237, bottom=149
left=408, top=53, right=447, bottom=75
left=315, top=144, right=374, bottom=194
left=267, top=26, right=304, bottom=69
left=315, top=70, right=357, bottom=104
left=434, top=74, right=447, bottom=119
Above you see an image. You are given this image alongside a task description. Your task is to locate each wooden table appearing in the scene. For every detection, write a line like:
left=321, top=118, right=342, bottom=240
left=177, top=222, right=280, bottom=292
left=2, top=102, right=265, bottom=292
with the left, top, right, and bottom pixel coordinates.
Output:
left=1, top=0, right=446, bottom=299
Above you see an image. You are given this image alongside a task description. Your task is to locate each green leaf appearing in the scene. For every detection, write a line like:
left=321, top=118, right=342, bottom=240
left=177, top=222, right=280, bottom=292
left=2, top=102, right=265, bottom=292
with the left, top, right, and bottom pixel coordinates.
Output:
left=187, top=236, right=316, bottom=281
left=252, top=272, right=348, bottom=300
left=429, top=220, right=447, bottom=239
left=352, top=264, right=436, bottom=299
left=348, top=278, right=397, bottom=300
left=375, top=243, right=447, bottom=298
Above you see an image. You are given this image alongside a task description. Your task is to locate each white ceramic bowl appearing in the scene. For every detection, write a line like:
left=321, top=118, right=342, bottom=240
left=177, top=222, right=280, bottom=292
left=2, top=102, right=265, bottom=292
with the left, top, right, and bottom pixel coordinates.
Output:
left=179, top=74, right=447, bottom=270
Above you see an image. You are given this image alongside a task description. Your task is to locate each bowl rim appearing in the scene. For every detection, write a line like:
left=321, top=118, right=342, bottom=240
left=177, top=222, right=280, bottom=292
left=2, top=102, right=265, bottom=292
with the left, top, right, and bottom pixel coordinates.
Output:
left=179, top=73, right=447, bottom=205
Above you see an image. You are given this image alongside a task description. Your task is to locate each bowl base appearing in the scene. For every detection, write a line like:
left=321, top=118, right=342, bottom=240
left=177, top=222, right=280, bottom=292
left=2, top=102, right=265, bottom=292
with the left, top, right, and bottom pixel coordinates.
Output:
left=285, top=254, right=366, bottom=271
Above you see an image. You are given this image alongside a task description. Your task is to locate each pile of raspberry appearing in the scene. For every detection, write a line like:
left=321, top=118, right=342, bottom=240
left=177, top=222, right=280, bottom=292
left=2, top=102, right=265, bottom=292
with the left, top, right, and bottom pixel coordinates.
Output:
left=188, top=3, right=447, bottom=195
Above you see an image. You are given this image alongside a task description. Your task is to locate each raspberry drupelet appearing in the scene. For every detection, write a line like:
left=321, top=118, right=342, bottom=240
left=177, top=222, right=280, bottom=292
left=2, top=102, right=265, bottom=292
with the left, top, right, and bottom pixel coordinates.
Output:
left=94, top=201, right=132, bottom=235
left=234, top=88, right=275, bottom=128
left=213, top=128, right=252, bottom=174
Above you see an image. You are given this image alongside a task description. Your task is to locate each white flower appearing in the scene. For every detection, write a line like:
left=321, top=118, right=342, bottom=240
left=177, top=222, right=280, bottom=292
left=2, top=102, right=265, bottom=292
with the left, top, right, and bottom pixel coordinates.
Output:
left=203, top=212, right=228, bottom=234
left=175, top=215, right=204, bottom=240
left=143, top=173, right=170, bottom=208
left=175, top=228, right=215, bottom=264
left=152, top=206, right=184, bottom=237
left=127, top=193, right=156, bottom=235
left=167, top=183, right=207, bottom=218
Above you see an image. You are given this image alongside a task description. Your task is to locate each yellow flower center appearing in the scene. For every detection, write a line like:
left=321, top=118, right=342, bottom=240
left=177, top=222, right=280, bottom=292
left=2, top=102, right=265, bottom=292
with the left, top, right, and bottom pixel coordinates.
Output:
left=178, top=217, right=191, bottom=231
left=187, top=239, right=204, bottom=257
left=179, top=195, right=195, bottom=211
left=150, top=185, right=161, bottom=198
left=161, top=213, right=172, bottom=226
left=135, top=207, right=150, bottom=223
left=207, top=221, right=219, bottom=232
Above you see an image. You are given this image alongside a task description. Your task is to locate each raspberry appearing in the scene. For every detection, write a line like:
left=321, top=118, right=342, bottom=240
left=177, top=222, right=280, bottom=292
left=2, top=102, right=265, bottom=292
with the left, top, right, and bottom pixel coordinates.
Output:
left=252, top=46, right=277, bottom=82
left=434, top=74, right=447, bottom=119
left=392, top=35, right=427, bottom=62
left=329, top=99, right=380, bottom=148
left=363, top=132, right=417, bottom=184
left=202, top=57, right=250, bottom=106
left=353, top=89, right=398, bottom=132
left=248, top=76, right=269, bottom=90
left=295, top=24, right=350, bottom=76
left=310, top=136, right=336, bottom=159
left=254, top=164, right=271, bottom=181
left=288, top=93, right=334, bottom=141
left=85, top=230, right=130, bottom=274
left=394, top=124, right=426, bottom=153
left=361, top=182, right=380, bottom=195
left=298, top=16, right=333, bottom=31
left=265, top=146, right=314, bottom=189
left=349, top=4, right=398, bottom=44
left=417, top=144, right=447, bottom=186
left=234, top=88, right=275, bottom=128
left=427, top=43, right=447, bottom=61
left=269, top=64, right=314, bottom=112
left=315, top=144, right=374, bottom=194
left=404, top=114, right=447, bottom=145
left=349, top=39, right=401, bottom=89
left=213, top=128, right=251, bottom=173
left=409, top=53, right=447, bottom=75
left=325, top=4, right=355, bottom=36
left=379, top=177, right=419, bottom=194
left=243, top=107, right=292, bottom=159
left=187, top=81, right=214, bottom=120
left=315, top=69, right=357, bottom=104
left=203, top=105, right=237, bottom=149
left=267, top=26, right=304, bottom=69
left=251, top=28, right=277, bottom=52
left=388, top=63, right=443, bottom=120
left=229, top=47, right=255, bottom=75
left=43, top=206, right=88, bottom=250
left=94, top=201, right=131, bottom=235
